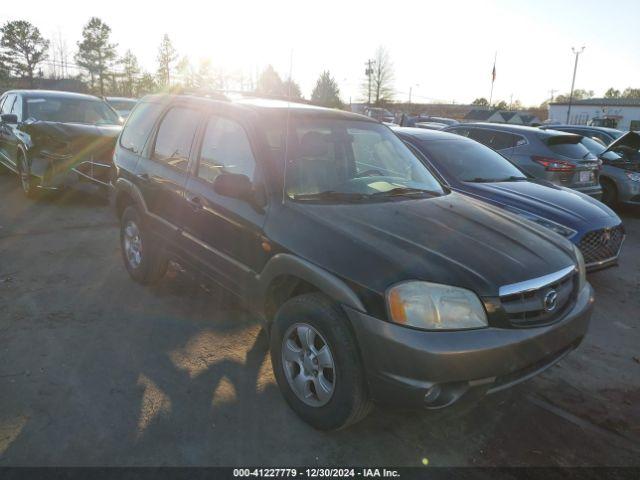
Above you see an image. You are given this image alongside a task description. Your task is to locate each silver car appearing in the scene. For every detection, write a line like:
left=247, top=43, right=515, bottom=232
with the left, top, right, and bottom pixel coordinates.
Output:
left=445, top=123, right=602, bottom=198
left=579, top=132, right=640, bottom=206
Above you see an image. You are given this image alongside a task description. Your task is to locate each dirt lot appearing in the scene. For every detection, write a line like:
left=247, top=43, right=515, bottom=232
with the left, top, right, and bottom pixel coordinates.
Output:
left=0, top=172, right=639, bottom=466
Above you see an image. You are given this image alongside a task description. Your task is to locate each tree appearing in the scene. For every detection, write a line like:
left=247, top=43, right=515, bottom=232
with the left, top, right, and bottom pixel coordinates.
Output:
left=362, top=46, right=394, bottom=105
left=554, top=89, right=594, bottom=103
left=156, top=34, right=178, bottom=88
left=135, top=72, right=157, bottom=96
left=472, top=97, right=489, bottom=106
left=120, top=50, right=140, bottom=97
left=494, top=100, right=508, bottom=110
left=311, top=71, right=342, bottom=108
left=256, top=65, right=284, bottom=96
left=604, top=88, right=621, bottom=98
left=282, top=79, right=302, bottom=100
left=75, top=17, right=117, bottom=95
left=0, top=20, right=49, bottom=87
left=622, top=87, right=640, bottom=98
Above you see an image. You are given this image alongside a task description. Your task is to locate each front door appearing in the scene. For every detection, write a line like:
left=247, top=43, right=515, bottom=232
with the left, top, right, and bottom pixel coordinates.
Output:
left=180, top=113, right=267, bottom=294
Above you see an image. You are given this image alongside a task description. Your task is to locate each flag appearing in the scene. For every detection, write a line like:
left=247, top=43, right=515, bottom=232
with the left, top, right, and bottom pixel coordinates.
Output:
left=491, top=63, right=496, bottom=83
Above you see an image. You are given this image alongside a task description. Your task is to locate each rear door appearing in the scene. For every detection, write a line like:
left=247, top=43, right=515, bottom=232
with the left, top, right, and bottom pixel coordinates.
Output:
left=139, top=104, right=203, bottom=246
left=179, top=111, right=268, bottom=295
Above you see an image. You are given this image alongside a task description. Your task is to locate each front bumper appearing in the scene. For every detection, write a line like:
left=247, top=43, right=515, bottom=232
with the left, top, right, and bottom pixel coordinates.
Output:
left=345, top=283, right=594, bottom=409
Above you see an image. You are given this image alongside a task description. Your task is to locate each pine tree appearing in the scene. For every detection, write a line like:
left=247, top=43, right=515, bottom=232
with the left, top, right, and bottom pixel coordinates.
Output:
left=75, top=17, right=117, bottom=95
left=311, top=71, right=342, bottom=108
left=0, top=20, right=49, bottom=87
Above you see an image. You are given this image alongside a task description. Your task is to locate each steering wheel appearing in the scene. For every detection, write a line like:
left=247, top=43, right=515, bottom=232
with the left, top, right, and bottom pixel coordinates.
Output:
left=357, top=169, right=384, bottom=178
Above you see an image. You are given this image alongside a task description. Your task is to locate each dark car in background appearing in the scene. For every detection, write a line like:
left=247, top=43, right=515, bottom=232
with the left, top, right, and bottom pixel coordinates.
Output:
left=106, top=97, right=138, bottom=118
left=0, top=90, right=122, bottom=197
left=364, top=107, right=394, bottom=123
left=112, top=94, right=592, bottom=430
left=539, top=124, right=624, bottom=146
left=394, top=127, right=624, bottom=271
left=445, top=123, right=602, bottom=198
left=418, top=115, right=459, bottom=126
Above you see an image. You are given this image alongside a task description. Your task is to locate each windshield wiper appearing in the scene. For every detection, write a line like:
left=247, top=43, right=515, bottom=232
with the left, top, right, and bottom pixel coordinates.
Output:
left=291, top=191, right=369, bottom=202
left=466, top=176, right=527, bottom=183
left=368, top=187, right=439, bottom=198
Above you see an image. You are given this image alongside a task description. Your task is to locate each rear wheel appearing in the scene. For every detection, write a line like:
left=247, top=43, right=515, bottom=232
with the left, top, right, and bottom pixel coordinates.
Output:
left=600, top=177, right=618, bottom=206
left=120, top=206, right=168, bottom=284
left=270, top=293, right=373, bottom=430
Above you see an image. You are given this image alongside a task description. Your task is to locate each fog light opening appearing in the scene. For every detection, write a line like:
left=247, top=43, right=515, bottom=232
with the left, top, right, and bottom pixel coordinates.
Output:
left=423, top=384, right=442, bottom=405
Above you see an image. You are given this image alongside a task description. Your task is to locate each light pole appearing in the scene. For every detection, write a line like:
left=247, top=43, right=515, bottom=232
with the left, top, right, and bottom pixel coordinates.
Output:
left=408, top=84, right=420, bottom=104
left=365, top=59, right=375, bottom=106
left=566, top=46, right=585, bottom=124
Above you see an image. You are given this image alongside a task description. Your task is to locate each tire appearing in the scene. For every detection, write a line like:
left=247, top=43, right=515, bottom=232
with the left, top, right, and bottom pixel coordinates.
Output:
left=600, top=177, right=618, bottom=207
left=270, top=292, right=373, bottom=430
left=120, top=206, right=168, bottom=285
left=17, top=153, right=37, bottom=198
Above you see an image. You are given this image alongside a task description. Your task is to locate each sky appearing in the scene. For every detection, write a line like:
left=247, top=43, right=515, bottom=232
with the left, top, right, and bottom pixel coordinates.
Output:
left=3, top=0, right=640, bottom=106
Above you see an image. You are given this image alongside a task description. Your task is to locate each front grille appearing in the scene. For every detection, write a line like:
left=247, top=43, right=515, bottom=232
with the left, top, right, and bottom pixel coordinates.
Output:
left=578, top=224, right=625, bottom=266
left=500, top=271, right=577, bottom=328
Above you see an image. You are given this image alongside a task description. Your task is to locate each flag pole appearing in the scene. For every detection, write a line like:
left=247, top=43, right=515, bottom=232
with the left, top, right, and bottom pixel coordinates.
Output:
left=489, top=51, right=497, bottom=108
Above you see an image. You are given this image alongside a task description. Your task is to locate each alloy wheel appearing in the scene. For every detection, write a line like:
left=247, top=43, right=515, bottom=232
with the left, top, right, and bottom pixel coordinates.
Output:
left=282, top=323, right=336, bottom=407
left=123, top=220, right=143, bottom=269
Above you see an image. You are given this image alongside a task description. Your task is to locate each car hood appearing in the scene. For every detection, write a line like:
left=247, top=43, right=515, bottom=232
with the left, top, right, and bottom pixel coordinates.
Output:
left=20, top=121, right=121, bottom=167
left=604, top=131, right=640, bottom=154
left=269, top=192, right=576, bottom=298
left=458, top=180, right=616, bottom=224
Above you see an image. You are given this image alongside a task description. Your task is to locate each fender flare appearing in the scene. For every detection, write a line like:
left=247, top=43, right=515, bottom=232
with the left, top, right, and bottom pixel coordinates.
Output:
left=113, top=177, right=149, bottom=216
left=253, top=253, right=366, bottom=316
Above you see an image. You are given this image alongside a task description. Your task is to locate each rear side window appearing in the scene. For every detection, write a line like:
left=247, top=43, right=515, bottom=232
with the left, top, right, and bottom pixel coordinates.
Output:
left=467, top=128, right=495, bottom=146
left=197, top=116, right=256, bottom=183
left=120, top=102, right=164, bottom=154
left=490, top=131, right=524, bottom=150
left=545, top=136, right=593, bottom=159
left=152, top=107, right=201, bottom=171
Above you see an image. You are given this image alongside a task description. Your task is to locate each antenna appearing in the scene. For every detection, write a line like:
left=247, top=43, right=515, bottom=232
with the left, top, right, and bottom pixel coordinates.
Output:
left=281, top=49, right=294, bottom=205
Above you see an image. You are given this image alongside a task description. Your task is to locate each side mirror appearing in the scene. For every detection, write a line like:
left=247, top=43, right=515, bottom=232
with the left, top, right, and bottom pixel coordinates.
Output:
left=213, top=173, right=253, bottom=200
left=1, top=114, right=18, bottom=124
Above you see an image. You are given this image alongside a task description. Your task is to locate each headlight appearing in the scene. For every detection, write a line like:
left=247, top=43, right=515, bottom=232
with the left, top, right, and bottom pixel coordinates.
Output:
left=387, top=282, right=488, bottom=330
left=625, top=171, right=640, bottom=182
left=573, top=244, right=587, bottom=292
left=506, top=207, right=577, bottom=238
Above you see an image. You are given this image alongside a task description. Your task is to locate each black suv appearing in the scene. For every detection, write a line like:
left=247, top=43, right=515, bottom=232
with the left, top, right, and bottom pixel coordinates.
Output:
left=113, top=95, right=594, bottom=430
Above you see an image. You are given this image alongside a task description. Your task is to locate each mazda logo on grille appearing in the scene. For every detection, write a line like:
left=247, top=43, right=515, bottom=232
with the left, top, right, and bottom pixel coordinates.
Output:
left=543, top=289, right=558, bottom=312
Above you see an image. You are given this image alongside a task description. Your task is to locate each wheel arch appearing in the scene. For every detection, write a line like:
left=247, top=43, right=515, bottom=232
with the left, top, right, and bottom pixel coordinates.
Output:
left=113, top=177, right=147, bottom=219
left=255, top=254, right=366, bottom=323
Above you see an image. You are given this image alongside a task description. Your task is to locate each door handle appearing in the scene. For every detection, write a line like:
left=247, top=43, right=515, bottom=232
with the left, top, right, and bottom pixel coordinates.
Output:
left=186, top=196, right=203, bottom=210
left=136, top=173, right=150, bottom=182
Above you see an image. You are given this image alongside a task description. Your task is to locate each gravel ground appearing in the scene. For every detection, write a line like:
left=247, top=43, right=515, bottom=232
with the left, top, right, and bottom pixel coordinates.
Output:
left=0, top=172, right=639, bottom=466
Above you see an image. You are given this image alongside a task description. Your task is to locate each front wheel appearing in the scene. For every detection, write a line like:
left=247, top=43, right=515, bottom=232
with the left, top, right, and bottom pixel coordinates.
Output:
left=600, top=178, right=618, bottom=207
left=270, top=293, right=373, bottom=430
left=17, top=154, right=37, bottom=198
left=120, top=206, right=168, bottom=285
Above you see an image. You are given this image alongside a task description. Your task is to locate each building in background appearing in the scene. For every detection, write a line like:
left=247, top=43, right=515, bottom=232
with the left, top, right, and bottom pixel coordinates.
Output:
left=548, top=98, right=640, bottom=131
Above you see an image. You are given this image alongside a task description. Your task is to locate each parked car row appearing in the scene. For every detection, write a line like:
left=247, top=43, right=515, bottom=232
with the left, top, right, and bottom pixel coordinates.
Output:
left=0, top=89, right=631, bottom=431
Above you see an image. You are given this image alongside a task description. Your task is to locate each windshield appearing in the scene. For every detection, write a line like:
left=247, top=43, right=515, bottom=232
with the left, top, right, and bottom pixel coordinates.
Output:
left=266, top=118, right=444, bottom=201
left=416, top=137, right=527, bottom=182
left=25, top=97, right=120, bottom=125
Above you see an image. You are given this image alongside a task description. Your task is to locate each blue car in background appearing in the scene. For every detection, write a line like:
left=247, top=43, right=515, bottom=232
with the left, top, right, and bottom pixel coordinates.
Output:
left=393, top=127, right=625, bottom=271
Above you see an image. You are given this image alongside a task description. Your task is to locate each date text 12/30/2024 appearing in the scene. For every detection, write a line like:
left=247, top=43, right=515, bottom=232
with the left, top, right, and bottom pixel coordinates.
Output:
left=233, top=469, right=401, bottom=478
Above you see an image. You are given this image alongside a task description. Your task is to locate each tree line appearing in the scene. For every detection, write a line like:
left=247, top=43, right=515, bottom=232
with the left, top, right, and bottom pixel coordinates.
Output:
left=0, top=18, right=399, bottom=109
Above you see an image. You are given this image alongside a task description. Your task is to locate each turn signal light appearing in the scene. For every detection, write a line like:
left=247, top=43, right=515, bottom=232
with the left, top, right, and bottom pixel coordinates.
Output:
left=532, top=156, right=576, bottom=172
